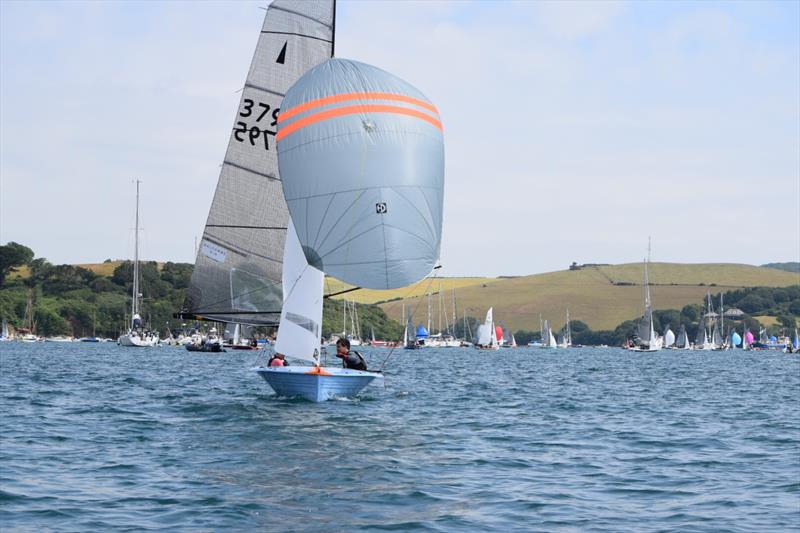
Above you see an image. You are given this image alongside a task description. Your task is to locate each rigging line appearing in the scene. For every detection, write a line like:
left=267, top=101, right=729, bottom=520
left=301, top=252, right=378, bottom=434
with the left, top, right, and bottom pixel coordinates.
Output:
left=312, top=192, right=337, bottom=251
left=315, top=224, right=436, bottom=264
left=393, top=187, right=437, bottom=244
left=378, top=265, right=442, bottom=372
left=313, top=189, right=367, bottom=263
left=324, top=286, right=361, bottom=299
left=178, top=310, right=280, bottom=317
left=222, top=160, right=280, bottom=181
left=206, top=225, right=287, bottom=230
left=243, top=82, right=285, bottom=98
left=287, top=184, right=439, bottom=201
left=260, top=30, right=333, bottom=44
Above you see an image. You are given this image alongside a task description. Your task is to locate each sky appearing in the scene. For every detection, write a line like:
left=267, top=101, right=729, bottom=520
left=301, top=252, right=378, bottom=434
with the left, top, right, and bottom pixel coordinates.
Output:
left=1, top=0, right=798, bottom=277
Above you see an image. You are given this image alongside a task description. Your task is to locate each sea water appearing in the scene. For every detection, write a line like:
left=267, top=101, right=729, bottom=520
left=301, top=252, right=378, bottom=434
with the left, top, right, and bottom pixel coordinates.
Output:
left=1, top=343, right=798, bottom=532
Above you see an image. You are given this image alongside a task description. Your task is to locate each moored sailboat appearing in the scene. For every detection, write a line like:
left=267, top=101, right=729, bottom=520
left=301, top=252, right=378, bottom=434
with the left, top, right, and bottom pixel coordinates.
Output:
left=629, top=245, right=662, bottom=352
left=674, top=324, right=691, bottom=350
left=557, top=309, right=572, bottom=348
left=0, top=319, right=11, bottom=341
left=403, top=311, right=418, bottom=350
left=538, top=319, right=558, bottom=349
left=118, top=181, right=159, bottom=348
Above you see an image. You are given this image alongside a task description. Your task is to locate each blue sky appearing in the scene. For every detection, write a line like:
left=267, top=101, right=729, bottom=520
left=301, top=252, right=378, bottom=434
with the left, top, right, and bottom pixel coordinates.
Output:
left=1, top=0, right=798, bottom=276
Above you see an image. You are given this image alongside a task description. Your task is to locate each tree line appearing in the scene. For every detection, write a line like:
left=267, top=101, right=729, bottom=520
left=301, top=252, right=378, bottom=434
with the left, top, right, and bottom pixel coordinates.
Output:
left=0, top=242, right=403, bottom=340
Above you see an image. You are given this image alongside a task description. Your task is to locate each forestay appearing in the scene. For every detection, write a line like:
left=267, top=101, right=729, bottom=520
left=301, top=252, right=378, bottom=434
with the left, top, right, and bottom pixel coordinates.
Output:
left=182, top=0, right=334, bottom=325
left=276, top=59, right=444, bottom=290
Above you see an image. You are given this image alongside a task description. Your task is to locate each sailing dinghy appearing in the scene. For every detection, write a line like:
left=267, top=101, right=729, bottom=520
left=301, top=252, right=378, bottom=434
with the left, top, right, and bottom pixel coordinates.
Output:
left=474, top=308, right=500, bottom=350
left=674, top=325, right=691, bottom=350
left=254, top=43, right=444, bottom=399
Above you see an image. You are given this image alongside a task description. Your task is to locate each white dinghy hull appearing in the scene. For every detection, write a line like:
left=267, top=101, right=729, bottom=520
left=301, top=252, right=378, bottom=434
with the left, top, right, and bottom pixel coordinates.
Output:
left=118, top=333, right=159, bottom=347
left=253, top=366, right=383, bottom=402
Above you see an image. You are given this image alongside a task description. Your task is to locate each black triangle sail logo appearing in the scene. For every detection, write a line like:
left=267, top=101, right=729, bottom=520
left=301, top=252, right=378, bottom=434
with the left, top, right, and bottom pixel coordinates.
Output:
left=276, top=42, right=287, bottom=64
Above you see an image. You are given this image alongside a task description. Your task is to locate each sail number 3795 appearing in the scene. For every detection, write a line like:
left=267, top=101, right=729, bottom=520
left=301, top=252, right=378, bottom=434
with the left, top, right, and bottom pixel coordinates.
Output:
left=234, top=99, right=279, bottom=150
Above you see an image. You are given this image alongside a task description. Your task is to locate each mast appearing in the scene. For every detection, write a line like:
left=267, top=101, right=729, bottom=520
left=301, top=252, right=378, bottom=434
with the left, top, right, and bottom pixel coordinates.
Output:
left=720, top=293, right=724, bottom=345
left=331, top=0, right=336, bottom=57
left=427, top=291, right=432, bottom=333
left=451, top=289, right=456, bottom=336
left=132, top=180, right=141, bottom=325
left=354, top=298, right=360, bottom=339
left=26, top=289, right=34, bottom=332
left=643, top=238, right=655, bottom=346
left=402, top=303, right=407, bottom=345
left=539, top=313, right=543, bottom=343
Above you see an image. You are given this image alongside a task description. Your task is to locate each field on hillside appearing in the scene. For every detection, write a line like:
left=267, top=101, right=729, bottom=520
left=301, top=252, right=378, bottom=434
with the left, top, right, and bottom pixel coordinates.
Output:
left=594, top=263, right=800, bottom=287
left=372, top=263, right=799, bottom=332
left=322, top=276, right=496, bottom=303
left=76, top=261, right=125, bottom=277
left=10, top=261, right=166, bottom=280
left=753, top=315, right=800, bottom=328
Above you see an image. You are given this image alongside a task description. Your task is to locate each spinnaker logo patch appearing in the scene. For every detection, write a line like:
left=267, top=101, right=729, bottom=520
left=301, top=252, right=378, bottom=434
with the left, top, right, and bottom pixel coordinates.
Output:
left=202, top=241, right=228, bottom=263
left=376, top=202, right=387, bottom=214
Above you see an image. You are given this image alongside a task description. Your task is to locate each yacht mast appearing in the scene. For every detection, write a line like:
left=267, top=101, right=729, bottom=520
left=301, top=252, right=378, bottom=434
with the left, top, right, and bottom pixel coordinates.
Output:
left=132, top=180, right=141, bottom=323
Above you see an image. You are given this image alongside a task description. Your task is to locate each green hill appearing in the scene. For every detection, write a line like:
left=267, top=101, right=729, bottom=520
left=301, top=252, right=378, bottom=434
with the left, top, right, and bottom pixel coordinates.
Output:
left=366, top=263, right=799, bottom=332
left=762, top=262, right=800, bottom=274
left=4, top=241, right=797, bottom=339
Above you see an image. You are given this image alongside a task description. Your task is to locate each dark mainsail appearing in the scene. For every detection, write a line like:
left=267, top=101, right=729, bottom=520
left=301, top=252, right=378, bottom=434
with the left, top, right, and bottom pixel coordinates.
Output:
left=179, top=0, right=335, bottom=325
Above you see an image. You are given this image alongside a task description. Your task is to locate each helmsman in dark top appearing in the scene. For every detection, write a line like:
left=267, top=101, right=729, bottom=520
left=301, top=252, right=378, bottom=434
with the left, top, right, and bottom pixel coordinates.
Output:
left=335, top=338, right=367, bottom=371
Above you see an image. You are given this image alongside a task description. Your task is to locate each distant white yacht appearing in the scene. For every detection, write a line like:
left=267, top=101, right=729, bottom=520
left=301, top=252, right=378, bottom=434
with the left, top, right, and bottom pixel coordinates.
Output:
left=118, top=181, right=159, bottom=348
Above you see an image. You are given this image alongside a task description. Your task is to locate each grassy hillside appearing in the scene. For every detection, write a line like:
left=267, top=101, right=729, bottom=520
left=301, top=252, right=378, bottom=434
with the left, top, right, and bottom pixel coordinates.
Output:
left=9, top=258, right=797, bottom=335
left=762, top=262, right=800, bottom=274
left=11, top=260, right=165, bottom=279
left=365, top=263, right=799, bottom=332
left=322, top=276, right=496, bottom=304
left=76, top=261, right=126, bottom=277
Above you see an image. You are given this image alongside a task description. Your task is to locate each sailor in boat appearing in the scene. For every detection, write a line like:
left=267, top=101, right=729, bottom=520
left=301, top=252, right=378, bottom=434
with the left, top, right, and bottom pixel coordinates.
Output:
left=268, top=353, right=289, bottom=367
left=335, top=338, right=367, bottom=371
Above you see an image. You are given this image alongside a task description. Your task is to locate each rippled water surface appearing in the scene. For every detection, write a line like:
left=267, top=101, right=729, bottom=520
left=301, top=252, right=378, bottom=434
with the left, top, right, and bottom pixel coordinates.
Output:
left=1, top=343, right=799, bottom=531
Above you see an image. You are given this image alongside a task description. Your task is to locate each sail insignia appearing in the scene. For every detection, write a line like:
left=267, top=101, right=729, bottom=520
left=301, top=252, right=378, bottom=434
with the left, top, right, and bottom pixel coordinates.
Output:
left=277, top=41, right=287, bottom=64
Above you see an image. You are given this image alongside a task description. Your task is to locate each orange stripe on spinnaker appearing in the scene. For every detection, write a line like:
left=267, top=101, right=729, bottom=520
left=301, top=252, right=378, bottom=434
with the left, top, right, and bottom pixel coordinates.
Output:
left=278, top=92, right=438, bottom=123
left=276, top=104, right=443, bottom=141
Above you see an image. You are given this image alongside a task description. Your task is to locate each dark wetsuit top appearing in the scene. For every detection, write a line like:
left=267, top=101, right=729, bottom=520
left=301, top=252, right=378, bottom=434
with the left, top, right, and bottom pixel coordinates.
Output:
left=341, top=350, right=367, bottom=371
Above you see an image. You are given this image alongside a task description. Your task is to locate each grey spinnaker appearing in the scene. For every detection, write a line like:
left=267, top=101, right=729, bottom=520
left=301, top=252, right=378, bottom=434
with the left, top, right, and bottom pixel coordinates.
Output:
left=276, top=58, right=444, bottom=290
left=181, top=0, right=334, bottom=325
